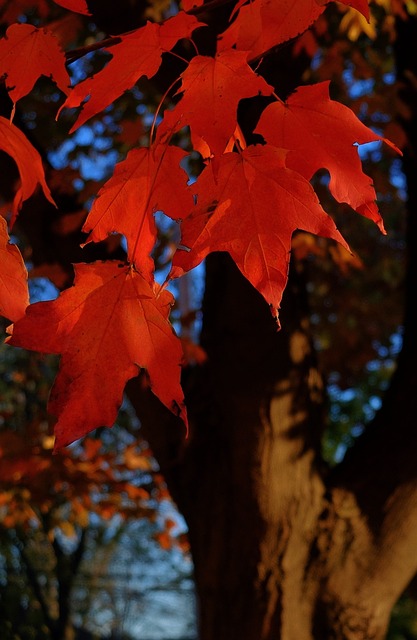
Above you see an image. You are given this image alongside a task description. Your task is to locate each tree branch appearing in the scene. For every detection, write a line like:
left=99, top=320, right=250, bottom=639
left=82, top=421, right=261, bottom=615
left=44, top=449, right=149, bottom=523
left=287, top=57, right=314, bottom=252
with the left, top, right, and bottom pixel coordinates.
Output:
left=52, top=529, right=87, bottom=633
left=13, top=530, right=57, bottom=635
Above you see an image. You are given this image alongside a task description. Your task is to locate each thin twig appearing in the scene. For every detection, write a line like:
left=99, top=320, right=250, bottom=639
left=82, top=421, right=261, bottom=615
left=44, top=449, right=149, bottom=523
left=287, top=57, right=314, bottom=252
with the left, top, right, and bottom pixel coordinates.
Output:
left=64, top=0, right=237, bottom=64
left=66, top=35, right=122, bottom=63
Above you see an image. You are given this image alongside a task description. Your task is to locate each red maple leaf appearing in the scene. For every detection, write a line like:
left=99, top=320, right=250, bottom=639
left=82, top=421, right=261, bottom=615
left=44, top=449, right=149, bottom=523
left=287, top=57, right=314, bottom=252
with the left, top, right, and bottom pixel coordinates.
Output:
left=217, top=0, right=325, bottom=59
left=218, top=0, right=369, bottom=59
left=181, top=0, right=204, bottom=9
left=82, top=144, right=193, bottom=280
left=8, top=262, right=187, bottom=449
left=254, top=82, right=400, bottom=231
left=58, top=12, right=205, bottom=132
left=326, top=0, right=370, bottom=18
left=0, top=217, right=29, bottom=322
left=0, top=23, right=70, bottom=115
left=52, top=0, right=90, bottom=14
left=170, top=145, right=349, bottom=323
left=156, top=50, right=273, bottom=158
left=0, top=116, right=55, bottom=224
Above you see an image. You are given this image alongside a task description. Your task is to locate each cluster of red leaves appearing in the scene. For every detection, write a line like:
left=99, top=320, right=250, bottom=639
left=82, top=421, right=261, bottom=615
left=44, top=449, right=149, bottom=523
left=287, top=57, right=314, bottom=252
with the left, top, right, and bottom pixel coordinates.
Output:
left=0, top=0, right=399, bottom=449
left=0, top=341, right=185, bottom=550
left=0, top=427, right=160, bottom=535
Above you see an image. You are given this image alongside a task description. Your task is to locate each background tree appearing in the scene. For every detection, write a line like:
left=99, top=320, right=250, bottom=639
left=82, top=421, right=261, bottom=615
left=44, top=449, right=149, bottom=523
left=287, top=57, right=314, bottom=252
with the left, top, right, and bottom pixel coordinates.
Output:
left=1, top=1, right=416, bottom=639
left=0, top=331, right=189, bottom=639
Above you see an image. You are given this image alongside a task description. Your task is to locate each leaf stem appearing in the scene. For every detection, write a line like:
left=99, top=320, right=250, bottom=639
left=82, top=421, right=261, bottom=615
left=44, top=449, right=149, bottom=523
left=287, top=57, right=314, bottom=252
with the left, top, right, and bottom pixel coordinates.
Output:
left=188, top=37, right=200, bottom=57
left=168, top=50, right=191, bottom=65
left=272, top=91, right=285, bottom=104
left=149, top=76, right=182, bottom=145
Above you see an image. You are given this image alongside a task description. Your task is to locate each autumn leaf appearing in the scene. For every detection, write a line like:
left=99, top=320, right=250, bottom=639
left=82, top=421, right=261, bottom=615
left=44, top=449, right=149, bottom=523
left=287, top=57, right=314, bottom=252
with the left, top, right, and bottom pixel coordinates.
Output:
left=171, top=145, right=349, bottom=322
left=334, top=0, right=370, bottom=20
left=0, top=116, right=55, bottom=224
left=181, top=0, right=204, bottom=9
left=8, top=262, right=187, bottom=449
left=255, top=81, right=400, bottom=231
left=58, top=12, right=205, bottom=132
left=218, top=0, right=369, bottom=59
left=0, top=217, right=29, bottom=322
left=156, top=50, right=273, bottom=158
left=188, top=124, right=247, bottom=161
left=82, top=144, right=193, bottom=280
left=217, top=0, right=326, bottom=59
left=0, top=23, right=70, bottom=115
left=52, top=0, right=90, bottom=14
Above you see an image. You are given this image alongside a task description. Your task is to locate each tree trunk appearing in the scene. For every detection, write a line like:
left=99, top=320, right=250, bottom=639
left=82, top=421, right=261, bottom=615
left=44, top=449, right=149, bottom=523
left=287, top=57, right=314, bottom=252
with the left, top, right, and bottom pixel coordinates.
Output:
left=182, top=256, right=398, bottom=640
left=132, top=254, right=406, bottom=640
left=132, top=255, right=417, bottom=640
left=179, top=254, right=324, bottom=640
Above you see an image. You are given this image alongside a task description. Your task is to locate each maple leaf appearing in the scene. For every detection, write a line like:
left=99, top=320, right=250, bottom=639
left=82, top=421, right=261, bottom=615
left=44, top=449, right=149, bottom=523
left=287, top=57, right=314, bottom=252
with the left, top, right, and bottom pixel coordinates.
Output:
left=82, top=144, right=193, bottom=280
left=217, top=0, right=326, bottom=59
left=331, top=0, right=370, bottom=19
left=255, top=82, right=400, bottom=231
left=170, top=145, right=349, bottom=322
left=0, top=23, right=70, bottom=115
left=0, top=217, right=29, bottom=322
left=190, top=123, right=247, bottom=161
left=58, top=12, right=205, bottom=132
left=0, top=116, right=55, bottom=224
left=52, top=0, right=91, bottom=14
left=218, top=0, right=370, bottom=59
left=8, top=262, right=187, bottom=449
left=181, top=0, right=204, bottom=9
left=156, top=50, right=273, bottom=158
